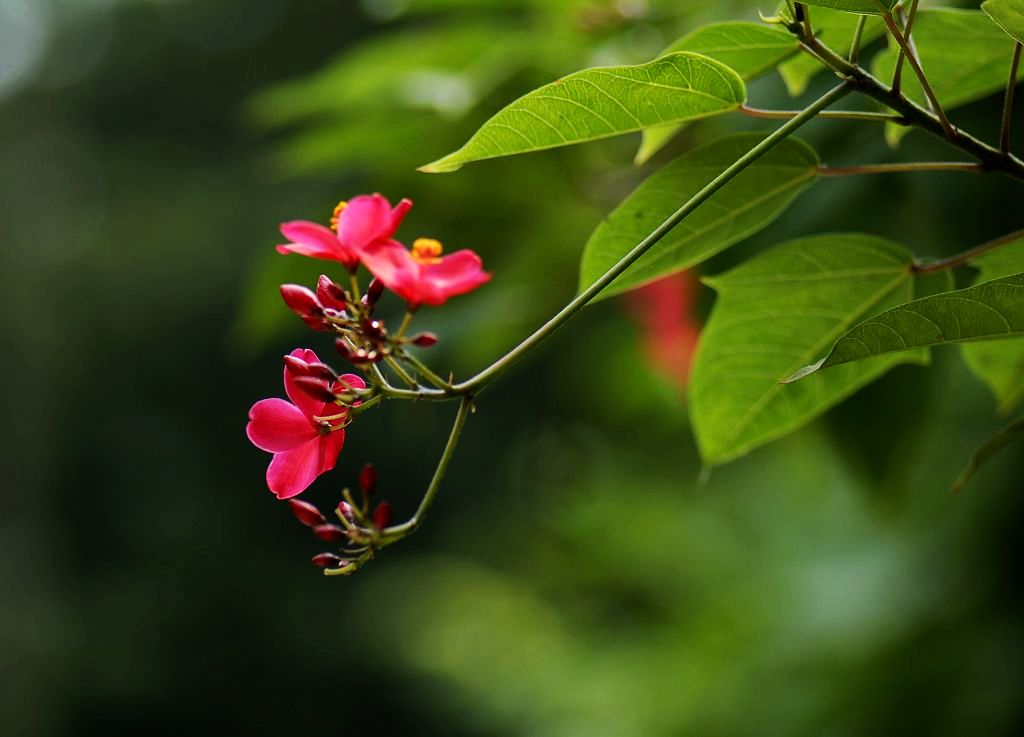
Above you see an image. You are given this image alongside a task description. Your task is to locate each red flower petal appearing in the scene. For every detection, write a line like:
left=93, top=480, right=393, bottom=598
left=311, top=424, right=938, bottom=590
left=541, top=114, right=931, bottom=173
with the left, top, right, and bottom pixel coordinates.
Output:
left=266, top=429, right=346, bottom=499
left=246, top=398, right=317, bottom=452
left=284, top=348, right=327, bottom=420
left=337, top=194, right=395, bottom=252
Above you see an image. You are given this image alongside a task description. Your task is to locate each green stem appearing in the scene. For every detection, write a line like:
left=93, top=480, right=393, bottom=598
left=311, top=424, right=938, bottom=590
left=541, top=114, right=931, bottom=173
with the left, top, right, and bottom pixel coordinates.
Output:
left=384, top=355, right=419, bottom=389
left=1002, top=42, right=1022, bottom=154
left=793, top=26, right=1024, bottom=180
left=891, top=0, right=919, bottom=95
left=395, top=310, right=414, bottom=339
left=379, top=396, right=473, bottom=540
left=849, top=14, right=867, bottom=64
left=881, top=9, right=955, bottom=140
left=740, top=104, right=902, bottom=123
left=817, top=162, right=983, bottom=176
left=401, top=350, right=452, bottom=390
left=450, top=82, right=852, bottom=395
left=911, top=226, right=1024, bottom=274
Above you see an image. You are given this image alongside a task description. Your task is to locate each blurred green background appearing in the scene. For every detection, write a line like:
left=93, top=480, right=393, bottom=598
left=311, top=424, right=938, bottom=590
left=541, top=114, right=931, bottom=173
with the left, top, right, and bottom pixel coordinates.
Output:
left=2, top=0, right=1022, bottom=735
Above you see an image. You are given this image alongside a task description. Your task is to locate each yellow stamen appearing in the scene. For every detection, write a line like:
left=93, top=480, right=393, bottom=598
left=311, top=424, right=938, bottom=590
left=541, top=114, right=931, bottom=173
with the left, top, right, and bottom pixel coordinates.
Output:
left=330, top=200, right=348, bottom=232
left=412, top=237, right=444, bottom=264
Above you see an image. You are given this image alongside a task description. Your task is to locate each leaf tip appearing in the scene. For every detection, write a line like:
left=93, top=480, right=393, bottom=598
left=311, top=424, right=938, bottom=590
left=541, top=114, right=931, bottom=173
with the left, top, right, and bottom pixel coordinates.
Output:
left=417, top=156, right=463, bottom=174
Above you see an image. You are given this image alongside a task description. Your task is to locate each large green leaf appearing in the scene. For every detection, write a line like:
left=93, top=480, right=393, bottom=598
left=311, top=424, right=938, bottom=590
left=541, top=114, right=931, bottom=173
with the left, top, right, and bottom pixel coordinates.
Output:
left=690, top=234, right=924, bottom=466
left=579, top=133, right=819, bottom=301
left=777, top=7, right=885, bottom=96
left=635, top=22, right=799, bottom=164
left=872, top=9, right=1019, bottom=143
left=787, top=272, right=1024, bottom=381
left=799, top=0, right=898, bottom=14
left=983, top=0, right=1024, bottom=45
left=419, top=52, right=745, bottom=173
left=962, top=238, right=1024, bottom=413
left=951, top=415, right=1024, bottom=493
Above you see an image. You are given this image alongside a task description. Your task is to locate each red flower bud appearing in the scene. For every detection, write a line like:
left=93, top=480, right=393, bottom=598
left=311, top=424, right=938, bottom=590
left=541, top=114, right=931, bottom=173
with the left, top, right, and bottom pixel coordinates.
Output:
left=280, top=284, right=322, bottom=318
left=311, top=552, right=347, bottom=568
left=291, top=376, right=337, bottom=403
left=317, top=275, right=348, bottom=312
left=312, top=524, right=347, bottom=542
left=372, top=500, right=393, bottom=529
left=288, top=498, right=326, bottom=527
left=337, top=501, right=356, bottom=524
left=358, top=463, right=377, bottom=498
left=335, top=339, right=380, bottom=366
left=283, top=354, right=311, bottom=376
left=361, top=317, right=385, bottom=340
left=305, top=361, right=339, bottom=381
left=410, top=332, right=439, bottom=348
left=363, top=278, right=385, bottom=309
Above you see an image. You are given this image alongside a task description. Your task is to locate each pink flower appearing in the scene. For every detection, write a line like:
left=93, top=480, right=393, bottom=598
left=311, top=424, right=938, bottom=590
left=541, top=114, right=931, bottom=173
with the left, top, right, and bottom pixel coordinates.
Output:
left=360, top=237, right=491, bottom=310
left=276, top=194, right=413, bottom=271
left=246, top=348, right=366, bottom=499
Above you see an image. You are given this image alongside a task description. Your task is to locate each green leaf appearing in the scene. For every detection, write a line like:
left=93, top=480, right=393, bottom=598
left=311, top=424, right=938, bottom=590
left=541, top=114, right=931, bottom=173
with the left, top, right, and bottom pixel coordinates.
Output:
left=777, top=7, right=884, bottom=96
left=419, top=52, right=746, bottom=173
left=950, top=415, right=1024, bottom=493
left=798, top=0, right=898, bottom=14
left=635, top=22, right=799, bottom=164
left=787, top=272, right=1024, bottom=382
left=983, top=0, right=1024, bottom=45
left=579, top=133, right=819, bottom=301
left=962, top=237, right=1024, bottom=413
left=690, top=234, right=924, bottom=466
left=872, top=9, right=1019, bottom=144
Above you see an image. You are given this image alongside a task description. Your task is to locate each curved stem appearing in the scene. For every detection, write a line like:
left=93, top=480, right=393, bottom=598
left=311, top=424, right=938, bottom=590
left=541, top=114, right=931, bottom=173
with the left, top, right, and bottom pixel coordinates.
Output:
left=849, top=14, right=867, bottom=64
left=384, top=355, right=418, bottom=389
left=912, top=227, right=1024, bottom=274
left=401, top=350, right=452, bottom=390
left=740, top=104, right=902, bottom=123
left=817, top=162, right=983, bottom=176
left=450, top=82, right=852, bottom=395
left=395, top=310, right=414, bottom=339
left=793, top=25, right=1024, bottom=180
left=1002, top=42, right=1022, bottom=154
left=379, top=395, right=473, bottom=540
left=881, top=9, right=955, bottom=140
left=891, top=0, right=920, bottom=95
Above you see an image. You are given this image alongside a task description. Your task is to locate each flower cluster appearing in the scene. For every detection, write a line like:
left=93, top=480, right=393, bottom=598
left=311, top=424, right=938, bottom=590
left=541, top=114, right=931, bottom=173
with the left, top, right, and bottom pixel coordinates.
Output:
left=285, top=464, right=395, bottom=575
left=245, top=194, right=490, bottom=567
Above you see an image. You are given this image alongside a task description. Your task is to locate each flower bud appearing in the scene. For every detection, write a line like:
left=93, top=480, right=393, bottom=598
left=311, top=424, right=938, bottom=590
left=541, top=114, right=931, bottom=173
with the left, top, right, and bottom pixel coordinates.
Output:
left=305, top=361, right=339, bottom=381
left=410, top=332, right=439, bottom=348
left=361, top=317, right=385, bottom=340
left=358, top=463, right=377, bottom=498
left=372, top=500, right=393, bottom=529
left=288, top=498, right=326, bottom=527
left=291, top=376, right=337, bottom=403
left=336, top=500, right=356, bottom=524
left=312, top=524, right=347, bottom=542
left=280, top=285, right=322, bottom=318
left=335, top=339, right=377, bottom=366
left=283, top=354, right=311, bottom=376
left=363, top=278, right=385, bottom=309
left=317, top=275, right=348, bottom=311
left=311, top=552, right=347, bottom=568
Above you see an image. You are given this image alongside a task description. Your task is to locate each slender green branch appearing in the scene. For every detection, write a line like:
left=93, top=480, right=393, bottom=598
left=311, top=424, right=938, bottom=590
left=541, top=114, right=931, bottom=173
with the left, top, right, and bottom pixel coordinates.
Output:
left=912, top=226, right=1024, bottom=274
left=379, top=396, right=473, bottom=540
left=450, top=83, right=852, bottom=395
left=740, top=104, right=903, bottom=123
left=817, top=162, right=983, bottom=176
left=1002, top=42, right=1022, bottom=154
left=395, top=310, right=414, bottom=339
left=881, top=9, right=955, bottom=140
left=849, top=14, right=867, bottom=64
left=400, top=350, right=452, bottom=390
left=384, top=354, right=419, bottom=389
left=792, top=25, right=1024, bottom=180
left=891, top=0, right=920, bottom=95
